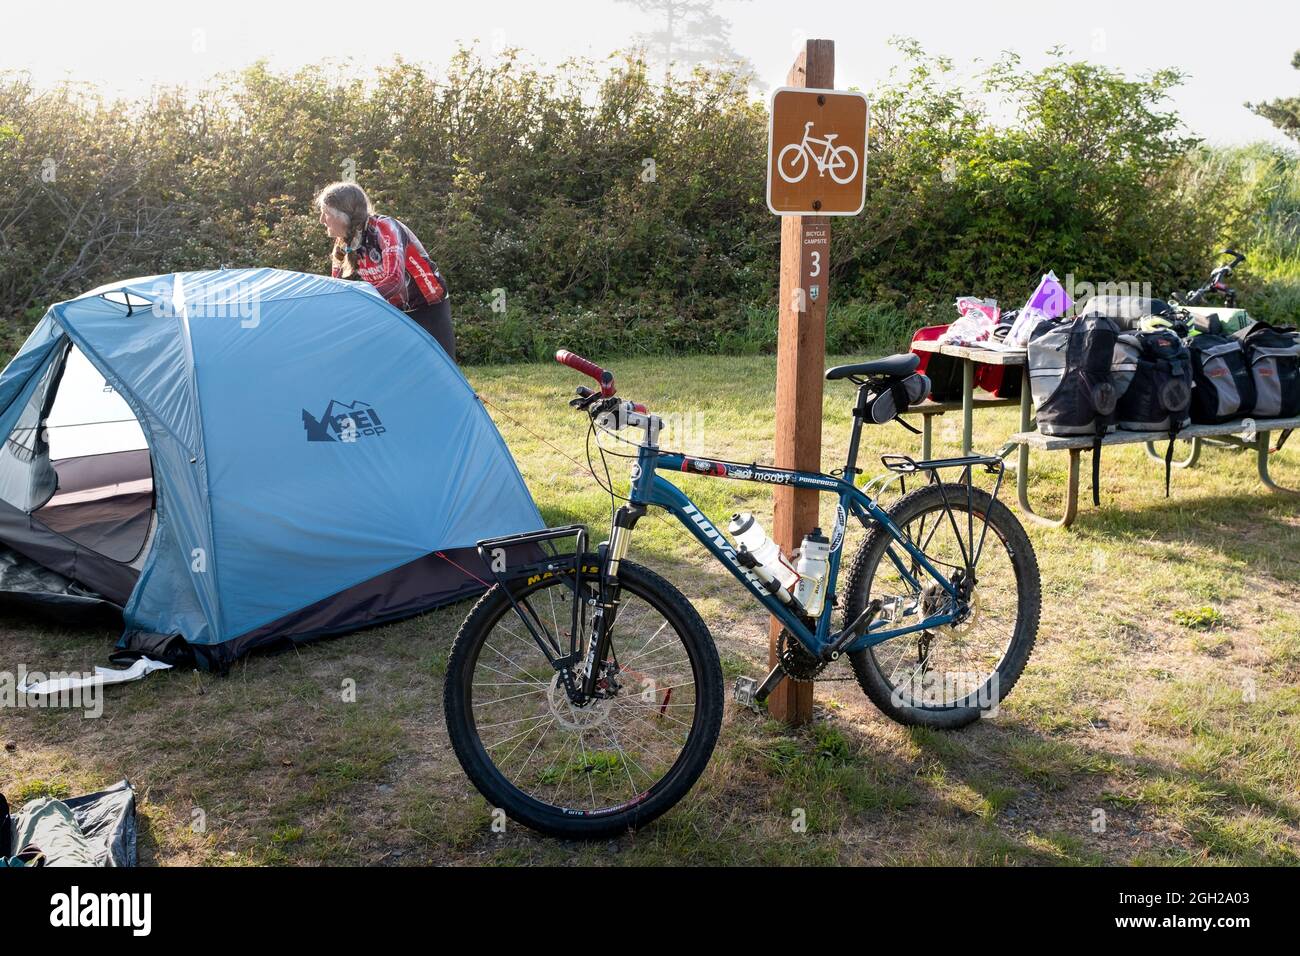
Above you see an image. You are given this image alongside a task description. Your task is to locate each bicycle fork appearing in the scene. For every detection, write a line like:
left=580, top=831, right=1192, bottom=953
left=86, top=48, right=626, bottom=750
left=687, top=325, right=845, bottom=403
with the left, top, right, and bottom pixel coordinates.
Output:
left=577, top=502, right=643, bottom=699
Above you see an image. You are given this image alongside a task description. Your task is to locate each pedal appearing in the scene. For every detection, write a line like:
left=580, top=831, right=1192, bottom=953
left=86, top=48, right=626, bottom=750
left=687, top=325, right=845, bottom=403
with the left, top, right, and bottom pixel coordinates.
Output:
left=732, top=676, right=761, bottom=712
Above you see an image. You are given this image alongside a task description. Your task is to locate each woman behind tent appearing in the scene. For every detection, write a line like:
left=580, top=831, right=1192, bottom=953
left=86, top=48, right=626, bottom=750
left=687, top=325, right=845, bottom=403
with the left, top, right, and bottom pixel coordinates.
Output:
left=315, top=182, right=456, bottom=361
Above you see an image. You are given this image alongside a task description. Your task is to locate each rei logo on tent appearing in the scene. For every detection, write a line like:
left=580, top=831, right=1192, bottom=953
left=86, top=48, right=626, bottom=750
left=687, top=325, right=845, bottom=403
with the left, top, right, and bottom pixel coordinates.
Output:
left=302, top=399, right=387, bottom=442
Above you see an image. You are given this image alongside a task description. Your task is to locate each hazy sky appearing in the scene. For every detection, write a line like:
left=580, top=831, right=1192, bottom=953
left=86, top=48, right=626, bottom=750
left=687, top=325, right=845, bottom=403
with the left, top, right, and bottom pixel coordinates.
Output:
left=6, top=0, right=1298, bottom=146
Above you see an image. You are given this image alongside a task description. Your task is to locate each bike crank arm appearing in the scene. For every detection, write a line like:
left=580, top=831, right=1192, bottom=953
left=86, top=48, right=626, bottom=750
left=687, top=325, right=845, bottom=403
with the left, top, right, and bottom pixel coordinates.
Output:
left=734, top=600, right=885, bottom=711
left=753, top=662, right=790, bottom=705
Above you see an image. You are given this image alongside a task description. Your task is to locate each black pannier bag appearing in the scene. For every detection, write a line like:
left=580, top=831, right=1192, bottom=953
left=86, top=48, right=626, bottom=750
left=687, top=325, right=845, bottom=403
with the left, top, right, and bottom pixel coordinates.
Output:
left=1028, top=314, right=1134, bottom=505
left=1115, top=329, right=1193, bottom=496
left=1188, top=333, right=1256, bottom=424
left=1116, top=331, right=1193, bottom=432
left=1234, top=321, right=1300, bottom=418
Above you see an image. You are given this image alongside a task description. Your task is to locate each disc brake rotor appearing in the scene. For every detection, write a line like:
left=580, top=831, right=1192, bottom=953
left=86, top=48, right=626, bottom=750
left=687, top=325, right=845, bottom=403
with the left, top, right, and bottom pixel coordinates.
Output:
left=547, top=673, right=614, bottom=731
left=936, top=589, right=980, bottom=639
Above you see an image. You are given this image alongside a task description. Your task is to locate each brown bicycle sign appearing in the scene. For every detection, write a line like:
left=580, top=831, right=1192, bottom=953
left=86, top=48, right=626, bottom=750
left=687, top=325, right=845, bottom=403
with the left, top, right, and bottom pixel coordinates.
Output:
left=766, top=87, right=868, bottom=216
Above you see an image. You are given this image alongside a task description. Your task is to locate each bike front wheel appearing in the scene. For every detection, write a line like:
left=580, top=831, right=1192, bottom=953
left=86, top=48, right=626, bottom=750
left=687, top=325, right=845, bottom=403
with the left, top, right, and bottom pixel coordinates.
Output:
left=444, top=556, right=723, bottom=839
left=842, top=483, right=1040, bottom=729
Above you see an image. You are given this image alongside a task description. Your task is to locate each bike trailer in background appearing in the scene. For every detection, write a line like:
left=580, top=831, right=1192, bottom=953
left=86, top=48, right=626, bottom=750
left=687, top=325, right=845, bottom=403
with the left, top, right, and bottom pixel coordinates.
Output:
left=1028, top=314, right=1134, bottom=505
left=1115, top=330, right=1193, bottom=495
left=1234, top=320, right=1300, bottom=418
left=975, top=361, right=1022, bottom=399
left=910, top=325, right=1021, bottom=400
left=1188, top=334, right=1256, bottom=424
left=910, top=325, right=964, bottom=401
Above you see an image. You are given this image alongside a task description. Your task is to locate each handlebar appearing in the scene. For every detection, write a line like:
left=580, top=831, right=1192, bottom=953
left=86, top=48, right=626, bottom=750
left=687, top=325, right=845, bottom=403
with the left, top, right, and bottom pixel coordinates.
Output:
left=556, top=349, right=616, bottom=397
left=1175, top=249, right=1247, bottom=306
left=556, top=350, right=647, bottom=415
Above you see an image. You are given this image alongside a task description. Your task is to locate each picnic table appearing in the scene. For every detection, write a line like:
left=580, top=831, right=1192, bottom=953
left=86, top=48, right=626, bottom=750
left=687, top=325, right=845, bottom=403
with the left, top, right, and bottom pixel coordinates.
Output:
left=903, top=340, right=1030, bottom=460
left=901, top=340, right=1299, bottom=529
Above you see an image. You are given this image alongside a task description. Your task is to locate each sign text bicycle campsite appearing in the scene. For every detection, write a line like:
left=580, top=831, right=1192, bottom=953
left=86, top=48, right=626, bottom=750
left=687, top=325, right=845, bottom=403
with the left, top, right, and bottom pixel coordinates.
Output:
left=766, top=86, right=868, bottom=216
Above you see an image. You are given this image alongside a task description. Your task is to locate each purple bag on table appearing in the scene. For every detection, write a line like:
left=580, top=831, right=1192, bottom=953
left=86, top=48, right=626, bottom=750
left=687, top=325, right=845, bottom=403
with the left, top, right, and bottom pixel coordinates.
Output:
left=1007, top=272, right=1073, bottom=348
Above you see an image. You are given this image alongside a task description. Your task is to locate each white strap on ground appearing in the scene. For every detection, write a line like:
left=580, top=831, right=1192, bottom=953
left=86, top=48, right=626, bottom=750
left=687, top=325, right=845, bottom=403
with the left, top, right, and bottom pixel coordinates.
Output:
left=19, top=657, right=172, bottom=696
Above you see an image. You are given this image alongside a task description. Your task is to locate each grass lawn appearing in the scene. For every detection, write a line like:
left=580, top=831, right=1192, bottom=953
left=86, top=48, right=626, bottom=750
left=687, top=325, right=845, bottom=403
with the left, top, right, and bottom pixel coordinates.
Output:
left=3, top=351, right=1299, bottom=865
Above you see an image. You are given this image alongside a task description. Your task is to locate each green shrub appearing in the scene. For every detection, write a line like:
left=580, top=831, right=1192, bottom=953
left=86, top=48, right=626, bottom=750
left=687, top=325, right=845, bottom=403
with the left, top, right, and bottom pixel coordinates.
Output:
left=1, top=42, right=1295, bottom=366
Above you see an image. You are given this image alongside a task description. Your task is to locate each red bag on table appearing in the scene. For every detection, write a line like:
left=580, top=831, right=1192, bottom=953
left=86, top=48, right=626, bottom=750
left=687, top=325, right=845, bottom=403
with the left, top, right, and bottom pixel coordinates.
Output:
left=911, top=325, right=1023, bottom=401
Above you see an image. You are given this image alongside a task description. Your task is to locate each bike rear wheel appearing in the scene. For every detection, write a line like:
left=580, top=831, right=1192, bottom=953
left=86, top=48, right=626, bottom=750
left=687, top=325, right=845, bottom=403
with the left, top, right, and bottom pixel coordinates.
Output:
left=842, top=483, right=1040, bottom=729
left=777, top=143, right=809, bottom=183
left=444, top=556, right=723, bottom=839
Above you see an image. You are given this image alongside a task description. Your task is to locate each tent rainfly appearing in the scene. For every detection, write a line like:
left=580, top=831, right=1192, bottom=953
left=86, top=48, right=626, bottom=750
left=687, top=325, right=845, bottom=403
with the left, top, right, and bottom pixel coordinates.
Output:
left=0, top=269, right=543, bottom=669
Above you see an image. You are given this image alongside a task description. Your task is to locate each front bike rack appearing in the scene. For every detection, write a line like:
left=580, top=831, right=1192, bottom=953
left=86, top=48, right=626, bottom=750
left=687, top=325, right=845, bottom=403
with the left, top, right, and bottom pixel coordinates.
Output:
left=475, top=524, right=591, bottom=665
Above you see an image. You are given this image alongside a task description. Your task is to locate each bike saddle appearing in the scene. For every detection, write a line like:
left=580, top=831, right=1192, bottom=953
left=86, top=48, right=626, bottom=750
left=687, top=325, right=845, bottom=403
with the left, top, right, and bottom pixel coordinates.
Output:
left=825, top=353, right=919, bottom=381
left=825, top=133, right=838, bottom=141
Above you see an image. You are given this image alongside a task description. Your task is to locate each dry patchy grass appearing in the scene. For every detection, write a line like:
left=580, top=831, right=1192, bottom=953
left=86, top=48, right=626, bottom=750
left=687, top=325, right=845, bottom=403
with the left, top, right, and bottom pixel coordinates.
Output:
left=2, top=353, right=1297, bottom=865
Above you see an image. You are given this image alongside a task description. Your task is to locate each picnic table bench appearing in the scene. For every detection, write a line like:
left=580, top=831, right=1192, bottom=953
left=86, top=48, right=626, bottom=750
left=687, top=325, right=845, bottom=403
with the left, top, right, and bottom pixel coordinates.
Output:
left=1007, top=418, right=1300, bottom=528
left=900, top=339, right=1298, bottom=530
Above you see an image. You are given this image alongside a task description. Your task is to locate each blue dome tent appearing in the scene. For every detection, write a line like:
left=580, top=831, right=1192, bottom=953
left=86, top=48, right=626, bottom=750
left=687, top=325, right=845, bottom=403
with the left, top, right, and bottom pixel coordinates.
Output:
left=0, top=269, right=543, bottom=669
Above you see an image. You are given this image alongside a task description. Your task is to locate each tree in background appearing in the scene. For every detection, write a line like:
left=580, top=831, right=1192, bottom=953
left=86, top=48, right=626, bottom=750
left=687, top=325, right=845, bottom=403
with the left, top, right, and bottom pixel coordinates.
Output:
left=1249, top=50, right=1300, bottom=142
left=615, top=0, right=755, bottom=81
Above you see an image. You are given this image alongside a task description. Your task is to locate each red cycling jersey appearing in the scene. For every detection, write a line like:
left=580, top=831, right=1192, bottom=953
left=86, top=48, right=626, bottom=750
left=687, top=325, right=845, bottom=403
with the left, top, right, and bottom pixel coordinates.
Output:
left=332, top=214, right=447, bottom=311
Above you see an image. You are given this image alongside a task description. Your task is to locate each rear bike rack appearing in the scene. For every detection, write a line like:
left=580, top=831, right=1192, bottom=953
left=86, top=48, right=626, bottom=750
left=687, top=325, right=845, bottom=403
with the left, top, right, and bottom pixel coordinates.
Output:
left=880, top=452, right=1004, bottom=476
left=878, top=453, right=1007, bottom=628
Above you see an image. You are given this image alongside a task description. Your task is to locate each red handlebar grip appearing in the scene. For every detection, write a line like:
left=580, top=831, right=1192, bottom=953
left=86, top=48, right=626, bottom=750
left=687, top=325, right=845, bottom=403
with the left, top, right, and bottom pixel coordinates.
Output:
left=555, top=349, right=616, bottom=397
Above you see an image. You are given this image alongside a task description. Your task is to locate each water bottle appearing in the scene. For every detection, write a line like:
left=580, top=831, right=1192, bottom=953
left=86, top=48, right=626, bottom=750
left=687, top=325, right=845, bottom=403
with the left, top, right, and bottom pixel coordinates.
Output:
left=728, top=513, right=799, bottom=602
left=793, top=528, right=831, bottom=618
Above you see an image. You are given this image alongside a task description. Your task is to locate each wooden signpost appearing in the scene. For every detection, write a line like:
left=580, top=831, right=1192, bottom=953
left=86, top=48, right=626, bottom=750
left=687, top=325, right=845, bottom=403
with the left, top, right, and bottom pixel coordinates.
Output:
left=766, top=39, right=867, bottom=726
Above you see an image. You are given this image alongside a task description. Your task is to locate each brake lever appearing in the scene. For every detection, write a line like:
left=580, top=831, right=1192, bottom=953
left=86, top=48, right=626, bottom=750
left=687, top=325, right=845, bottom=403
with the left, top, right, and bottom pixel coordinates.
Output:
left=569, top=387, right=602, bottom=411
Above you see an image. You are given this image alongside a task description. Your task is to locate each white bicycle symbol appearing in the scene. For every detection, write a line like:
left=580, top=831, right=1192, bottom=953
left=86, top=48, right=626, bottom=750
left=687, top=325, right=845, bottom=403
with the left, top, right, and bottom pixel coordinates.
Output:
left=777, top=121, right=860, bottom=185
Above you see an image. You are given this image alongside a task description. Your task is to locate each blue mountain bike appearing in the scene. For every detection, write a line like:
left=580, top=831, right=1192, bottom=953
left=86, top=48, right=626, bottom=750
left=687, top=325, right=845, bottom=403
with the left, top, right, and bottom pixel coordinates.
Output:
left=444, top=350, right=1040, bottom=838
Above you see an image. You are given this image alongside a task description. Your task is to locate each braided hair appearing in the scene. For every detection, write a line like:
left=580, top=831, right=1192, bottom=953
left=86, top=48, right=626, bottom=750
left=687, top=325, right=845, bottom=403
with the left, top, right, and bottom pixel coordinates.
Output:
left=316, top=181, right=373, bottom=279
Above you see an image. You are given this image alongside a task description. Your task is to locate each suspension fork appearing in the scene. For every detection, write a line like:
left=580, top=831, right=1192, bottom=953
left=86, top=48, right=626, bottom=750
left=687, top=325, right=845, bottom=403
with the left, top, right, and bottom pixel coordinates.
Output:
left=580, top=501, right=646, bottom=697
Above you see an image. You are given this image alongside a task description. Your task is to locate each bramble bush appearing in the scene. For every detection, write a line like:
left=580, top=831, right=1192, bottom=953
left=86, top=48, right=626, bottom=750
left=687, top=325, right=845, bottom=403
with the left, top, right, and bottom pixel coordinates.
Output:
left=1, top=42, right=1295, bottom=365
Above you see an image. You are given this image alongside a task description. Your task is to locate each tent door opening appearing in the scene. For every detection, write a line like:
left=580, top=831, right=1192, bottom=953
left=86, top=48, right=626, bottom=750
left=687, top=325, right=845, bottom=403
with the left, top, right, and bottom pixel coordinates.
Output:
left=1, top=342, right=155, bottom=566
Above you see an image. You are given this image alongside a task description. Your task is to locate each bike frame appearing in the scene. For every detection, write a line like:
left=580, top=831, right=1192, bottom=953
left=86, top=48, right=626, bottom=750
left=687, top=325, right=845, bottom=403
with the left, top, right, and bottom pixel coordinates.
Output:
left=624, top=446, right=960, bottom=659
left=800, top=129, right=843, bottom=173
left=480, top=367, right=1003, bottom=701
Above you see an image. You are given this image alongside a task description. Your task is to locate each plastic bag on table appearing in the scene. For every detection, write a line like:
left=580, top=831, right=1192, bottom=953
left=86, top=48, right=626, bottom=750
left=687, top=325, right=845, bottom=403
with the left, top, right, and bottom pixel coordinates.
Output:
left=940, top=297, right=1000, bottom=346
left=1006, top=272, right=1073, bottom=349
